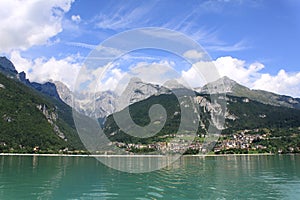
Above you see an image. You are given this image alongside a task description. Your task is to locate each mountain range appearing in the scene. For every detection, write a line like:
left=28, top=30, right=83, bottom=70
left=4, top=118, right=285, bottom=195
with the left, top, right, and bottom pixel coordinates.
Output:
left=0, top=56, right=299, bottom=154
left=56, top=75, right=300, bottom=120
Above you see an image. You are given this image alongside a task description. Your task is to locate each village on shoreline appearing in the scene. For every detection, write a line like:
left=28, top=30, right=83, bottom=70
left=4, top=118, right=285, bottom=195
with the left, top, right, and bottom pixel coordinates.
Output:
left=1, top=130, right=299, bottom=156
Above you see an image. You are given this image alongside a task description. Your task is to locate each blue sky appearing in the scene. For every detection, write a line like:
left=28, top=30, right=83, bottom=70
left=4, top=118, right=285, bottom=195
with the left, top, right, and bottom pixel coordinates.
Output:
left=56, top=0, right=300, bottom=71
left=1, top=0, right=300, bottom=96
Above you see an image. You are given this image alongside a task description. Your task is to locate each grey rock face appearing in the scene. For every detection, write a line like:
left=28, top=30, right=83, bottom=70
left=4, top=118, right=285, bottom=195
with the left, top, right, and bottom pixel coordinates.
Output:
left=18, top=71, right=30, bottom=85
left=197, top=76, right=300, bottom=110
left=31, top=81, right=61, bottom=100
left=0, top=57, right=18, bottom=77
left=55, top=78, right=171, bottom=118
left=54, top=81, right=73, bottom=106
left=196, top=76, right=239, bottom=94
left=115, top=78, right=170, bottom=111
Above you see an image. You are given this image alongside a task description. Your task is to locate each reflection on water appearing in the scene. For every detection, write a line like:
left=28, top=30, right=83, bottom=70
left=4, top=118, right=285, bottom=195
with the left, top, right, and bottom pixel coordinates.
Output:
left=98, top=156, right=177, bottom=173
left=0, top=155, right=299, bottom=199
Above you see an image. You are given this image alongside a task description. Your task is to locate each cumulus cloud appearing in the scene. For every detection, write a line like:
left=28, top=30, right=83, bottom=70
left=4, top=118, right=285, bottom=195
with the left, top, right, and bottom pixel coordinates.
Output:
left=10, top=51, right=81, bottom=90
left=253, top=70, right=300, bottom=97
left=181, top=56, right=300, bottom=97
left=181, top=67, right=206, bottom=87
left=0, top=0, right=73, bottom=53
left=71, top=15, right=81, bottom=23
left=181, top=56, right=263, bottom=87
left=213, top=56, right=264, bottom=86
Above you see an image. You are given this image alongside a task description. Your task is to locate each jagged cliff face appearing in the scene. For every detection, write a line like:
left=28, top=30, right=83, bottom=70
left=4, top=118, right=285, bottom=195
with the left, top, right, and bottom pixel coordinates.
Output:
left=77, top=91, right=117, bottom=118
left=55, top=78, right=171, bottom=118
left=54, top=82, right=117, bottom=118
left=36, top=104, right=66, bottom=140
left=115, top=78, right=171, bottom=111
left=195, top=95, right=226, bottom=130
left=54, top=81, right=73, bottom=106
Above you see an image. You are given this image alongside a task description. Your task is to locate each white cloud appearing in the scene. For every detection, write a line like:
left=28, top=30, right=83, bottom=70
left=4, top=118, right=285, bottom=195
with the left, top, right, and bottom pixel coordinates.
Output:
left=10, top=51, right=81, bottom=90
left=98, top=68, right=126, bottom=92
left=91, top=60, right=177, bottom=94
left=213, top=56, right=264, bottom=86
left=9, top=50, right=300, bottom=97
left=71, top=15, right=81, bottom=23
left=182, top=56, right=263, bottom=87
left=73, top=62, right=127, bottom=93
left=183, top=50, right=204, bottom=60
left=181, top=56, right=300, bottom=97
left=253, top=70, right=300, bottom=97
left=181, top=67, right=206, bottom=87
left=130, top=60, right=177, bottom=85
left=0, top=0, right=73, bottom=53
left=86, top=55, right=300, bottom=98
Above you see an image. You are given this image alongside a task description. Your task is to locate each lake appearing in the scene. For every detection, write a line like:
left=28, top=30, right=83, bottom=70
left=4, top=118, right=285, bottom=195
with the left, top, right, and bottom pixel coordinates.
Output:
left=0, top=155, right=299, bottom=199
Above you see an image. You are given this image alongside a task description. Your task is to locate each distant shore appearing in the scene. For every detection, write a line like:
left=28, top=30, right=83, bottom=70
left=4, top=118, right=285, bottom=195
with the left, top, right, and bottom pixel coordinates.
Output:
left=184, top=153, right=275, bottom=157
left=0, top=152, right=279, bottom=157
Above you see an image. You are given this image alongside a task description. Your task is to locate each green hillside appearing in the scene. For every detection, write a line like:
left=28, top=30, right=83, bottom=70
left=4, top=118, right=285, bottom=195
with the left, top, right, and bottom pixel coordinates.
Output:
left=103, top=92, right=300, bottom=154
left=225, top=95, right=300, bottom=131
left=0, top=72, right=84, bottom=153
left=104, top=93, right=182, bottom=144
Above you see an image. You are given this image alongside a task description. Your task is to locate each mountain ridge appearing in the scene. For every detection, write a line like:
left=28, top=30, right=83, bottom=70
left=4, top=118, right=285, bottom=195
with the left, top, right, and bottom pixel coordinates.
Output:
left=198, top=76, right=300, bottom=110
left=0, top=56, right=84, bottom=153
left=2, top=55, right=299, bottom=117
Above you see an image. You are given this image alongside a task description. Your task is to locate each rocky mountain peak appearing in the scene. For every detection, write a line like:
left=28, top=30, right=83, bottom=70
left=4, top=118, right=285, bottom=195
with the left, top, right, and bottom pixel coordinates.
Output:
left=116, top=77, right=170, bottom=110
left=30, top=81, right=61, bottom=100
left=18, top=71, right=30, bottom=85
left=0, top=57, right=63, bottom=102
left=199, top=76, right=241, bottom=94
left=125, top=77, right=162, bottom=92
left=220, top=76, right=238, bottom=85
left=0, top=56, right=18, bottom=77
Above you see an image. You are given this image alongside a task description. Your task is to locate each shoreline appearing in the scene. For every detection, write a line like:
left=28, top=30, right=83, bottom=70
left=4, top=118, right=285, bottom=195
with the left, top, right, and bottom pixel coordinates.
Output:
left=0, top=153, right=281, bottom=157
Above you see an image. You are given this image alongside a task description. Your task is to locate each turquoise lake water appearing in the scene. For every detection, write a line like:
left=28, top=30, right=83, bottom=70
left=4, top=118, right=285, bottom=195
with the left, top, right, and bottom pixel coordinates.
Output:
left=0, top=155, right=299, bottom=199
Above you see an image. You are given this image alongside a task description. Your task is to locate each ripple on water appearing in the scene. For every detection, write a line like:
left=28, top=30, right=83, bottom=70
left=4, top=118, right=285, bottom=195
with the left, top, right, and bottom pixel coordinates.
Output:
left=0, top=155, right=300, bottom=199
left=148, top=186, right=164, bottom=192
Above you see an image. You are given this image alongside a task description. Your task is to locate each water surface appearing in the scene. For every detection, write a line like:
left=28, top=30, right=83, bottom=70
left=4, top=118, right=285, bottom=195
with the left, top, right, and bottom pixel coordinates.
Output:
left=0, top=155, right=299, bottom=199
